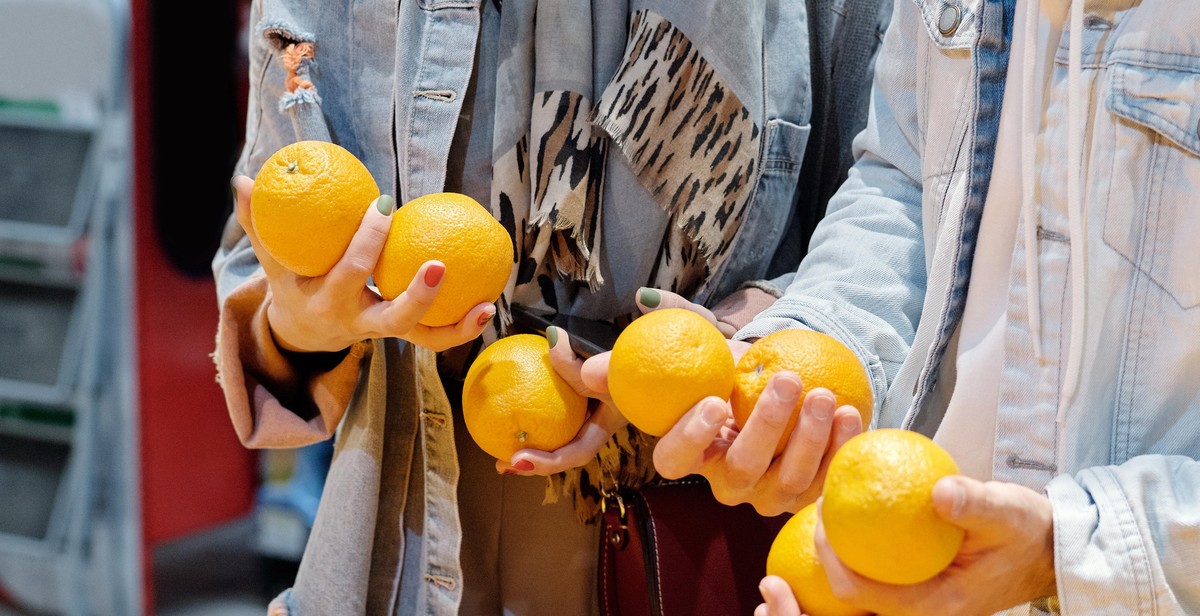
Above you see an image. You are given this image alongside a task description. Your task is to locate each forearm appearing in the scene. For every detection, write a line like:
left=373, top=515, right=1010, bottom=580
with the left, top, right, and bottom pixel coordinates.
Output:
left=735, top=6, right=927, bottom=402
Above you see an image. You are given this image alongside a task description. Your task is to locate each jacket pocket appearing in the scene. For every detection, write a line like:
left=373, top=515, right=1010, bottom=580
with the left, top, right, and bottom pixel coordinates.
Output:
left=1103, top=55, right=1200, bottom=309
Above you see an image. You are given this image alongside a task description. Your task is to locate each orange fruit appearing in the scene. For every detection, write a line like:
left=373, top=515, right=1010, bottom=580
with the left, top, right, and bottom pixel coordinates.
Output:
left=767, top=503, right=870, bottom=616
left=821, top=429, right=964, bottom=585
left=462, top=334, right=589, bottom=461
left=374, top=192, right=513, bottom=327
left=251, top=140, right=381, bottom=277
left=731, top=329, right=873, bottom=455
left=607, top=309, right=735, bottom=437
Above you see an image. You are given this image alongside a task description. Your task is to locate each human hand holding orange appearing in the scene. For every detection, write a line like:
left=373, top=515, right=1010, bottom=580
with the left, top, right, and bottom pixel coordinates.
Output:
left=232, top=174, right=496, bottom=354
left=578, top=288, right=866, bottom=516
left=755, top=478, right=1055, bottom=616
left=492, top=327, right=629, bottom=476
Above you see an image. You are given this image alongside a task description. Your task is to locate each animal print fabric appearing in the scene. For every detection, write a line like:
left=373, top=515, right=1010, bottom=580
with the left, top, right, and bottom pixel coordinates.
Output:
left=595, top=9, right=762, bottom=298
left=483, top=5, right=765, bottom=521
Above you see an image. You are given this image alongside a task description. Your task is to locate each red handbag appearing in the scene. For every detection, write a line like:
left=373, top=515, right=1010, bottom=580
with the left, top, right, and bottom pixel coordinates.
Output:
left=599, top=477, right=789, bottom=616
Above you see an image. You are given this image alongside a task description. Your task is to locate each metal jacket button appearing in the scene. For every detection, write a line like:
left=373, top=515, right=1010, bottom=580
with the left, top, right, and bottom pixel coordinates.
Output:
left=939, top=3, right=961, bottom=36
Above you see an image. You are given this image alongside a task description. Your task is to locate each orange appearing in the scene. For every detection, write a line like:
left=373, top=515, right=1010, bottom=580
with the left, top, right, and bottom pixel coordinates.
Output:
left=767, top=503, right=870, bottom=616
left=374, top=192, right=513, bottom=327
left=731, top=329, right=873, bottom=455
left=462, top=334, right=589, bottom=462
left=607, top=309, right=735, bottom=437
left=821, top=429, right=964, bottom=585
left=251, top=140, right=381, bottom=277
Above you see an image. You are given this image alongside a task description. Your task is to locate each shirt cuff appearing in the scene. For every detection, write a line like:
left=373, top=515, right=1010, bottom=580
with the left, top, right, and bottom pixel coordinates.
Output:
left=213, top=276, right=368, bottom=448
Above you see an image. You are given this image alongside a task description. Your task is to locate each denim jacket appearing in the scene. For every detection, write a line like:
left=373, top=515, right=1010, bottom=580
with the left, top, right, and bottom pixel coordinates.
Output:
left=740, top=0, right=1200, bottom=613
left=212, top=0, right=825, bottom=614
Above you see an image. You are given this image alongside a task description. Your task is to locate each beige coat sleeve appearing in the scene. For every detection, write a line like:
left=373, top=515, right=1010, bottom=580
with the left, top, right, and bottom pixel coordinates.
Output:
left=213, top=275, right=369, bottom=448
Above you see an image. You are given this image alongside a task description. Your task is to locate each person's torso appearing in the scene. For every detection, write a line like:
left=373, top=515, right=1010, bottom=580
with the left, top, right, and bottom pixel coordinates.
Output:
left=879, top=0, right=1200, bottom=492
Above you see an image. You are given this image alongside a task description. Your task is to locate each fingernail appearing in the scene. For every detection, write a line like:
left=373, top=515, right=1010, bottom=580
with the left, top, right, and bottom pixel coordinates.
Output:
left=840, top=414, right=861, bottom=435
left=546, top=325, right=559, bottom=348
left=808, top=392, right=833, bottom=421
left=700, top=400, right=726, bottom=428
left=477, top=308, right=495, bottom=327
left=773, top=374, right=802, bottom=406
left=512, top=459, right=534, bottom=472
left=638, top=287, right=661, bottom=308
left=230, top=180, right=238, bottom=206
left=424, top=263, right=445, bottom=287
left=375, top=194, right=396, bottom=216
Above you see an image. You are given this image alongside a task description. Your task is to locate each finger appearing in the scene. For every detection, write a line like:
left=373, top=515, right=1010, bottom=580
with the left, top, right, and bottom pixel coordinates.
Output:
left=579, top=352, right=612, bottom=394
left=828, top=406, right=864, bottom=454
left=814, top=511, right=935, bottom=615
left=506, top=404, right=628, bottom=475
left=933, top=476, right=1050, bottom=542
left=546, top=327, right=594, bottom=397
left=324, top=195, right=395, bottom=296
left=759, top=575, right=803, bottom=616
left=231, top=175, right=287, bottom=280
left=359, top=260, right=446, bottom=337
left=635, top=287, right=721, bottom=326
left=774, top=388, right=837, bottom=499
left=653, top=397, right=729, bottom=480
left=722, top=371, right=803, bottom=490
left=404, top=302, right=496, bottom=352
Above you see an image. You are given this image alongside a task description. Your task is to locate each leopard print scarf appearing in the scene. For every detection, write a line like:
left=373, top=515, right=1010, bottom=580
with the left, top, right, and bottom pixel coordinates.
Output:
left=484, top=2, right=766, bottom=522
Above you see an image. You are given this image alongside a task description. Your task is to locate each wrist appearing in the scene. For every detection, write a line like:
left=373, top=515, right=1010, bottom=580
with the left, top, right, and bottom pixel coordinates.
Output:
left=1034, top=495, right=1058, bottom=600
left=266, top=302, right=350, bottom=356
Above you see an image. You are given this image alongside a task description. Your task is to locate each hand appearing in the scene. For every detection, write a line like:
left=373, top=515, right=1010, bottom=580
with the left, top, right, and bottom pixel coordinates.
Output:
left=635, top=287, right=740, bottom=337
left=792, top=477, right=1057, bottom=616
left=580, top=287, right=863, bottom=515
left=654, top=380, right=863, bottom=516
left=494, top=327, right=628, bottom=476
left=233, top=175, right=496, bottom=353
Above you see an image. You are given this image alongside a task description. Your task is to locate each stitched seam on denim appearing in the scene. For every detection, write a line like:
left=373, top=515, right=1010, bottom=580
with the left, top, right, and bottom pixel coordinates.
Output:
left=1108, top=49, right=1200, bottom=73
left=247, top=49, right=272, bottom=171
left=1130, top=136, right=1168, bottom=456
left=1109, top=66, right=1200, bottom=157
left=913, top=0, right=1011, bottom=418
left=403, top=10, right=437, bottom=202
left=1051, top=245, right=1067, bottom=464
left=1097, top=468, right=1159, bottom=614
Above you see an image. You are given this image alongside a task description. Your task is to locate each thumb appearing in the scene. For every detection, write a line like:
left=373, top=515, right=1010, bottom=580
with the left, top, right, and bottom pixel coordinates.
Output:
left=579, top=352, right=612, bottom=395
left=232, top=174, right=286, bottom=279
left=635, top=287, right=721, bottom=326
left=933, top=476, right=1033, bottom=537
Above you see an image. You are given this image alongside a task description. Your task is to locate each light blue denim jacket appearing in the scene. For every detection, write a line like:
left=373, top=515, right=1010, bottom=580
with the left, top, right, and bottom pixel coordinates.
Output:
left=213, top=0, right=819, bottom=614
left=739, top=0, right=1200, bottom=613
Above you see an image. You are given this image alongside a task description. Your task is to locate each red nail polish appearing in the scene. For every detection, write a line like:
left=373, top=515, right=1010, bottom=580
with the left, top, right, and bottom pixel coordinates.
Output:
left=512, top=459, right=534, bottom=472
left=477, top=310, right=495, bottom=327
left=424, top=264, right=445, bottom=287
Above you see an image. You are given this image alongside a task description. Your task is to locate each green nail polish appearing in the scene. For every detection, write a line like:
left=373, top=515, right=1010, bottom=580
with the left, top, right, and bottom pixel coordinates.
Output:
left=546, top=325, right=559, bottom=348
left=638, top=287, right=661, bottom=308
left=376, top=194, right=396, bottom=215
